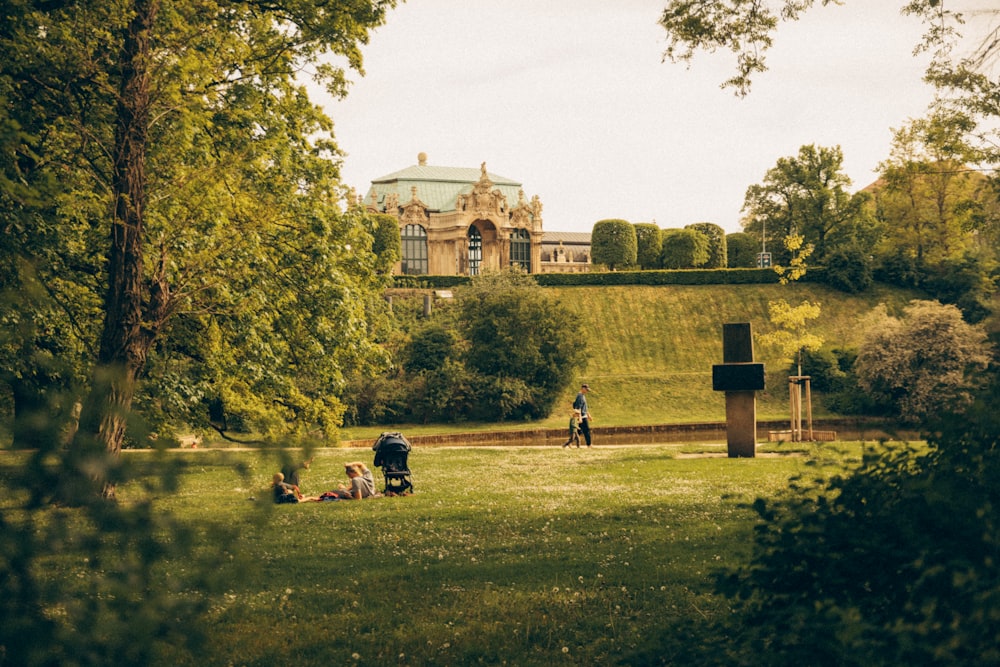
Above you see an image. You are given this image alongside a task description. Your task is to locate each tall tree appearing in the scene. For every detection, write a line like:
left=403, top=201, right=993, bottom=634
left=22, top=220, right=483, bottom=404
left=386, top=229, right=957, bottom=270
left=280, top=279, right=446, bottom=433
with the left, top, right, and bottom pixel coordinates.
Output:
left=873, top=110, right=985, bottom=270
left=741, top=144, right=873, bottom=265
left=2, top=0, right=397, bottom=497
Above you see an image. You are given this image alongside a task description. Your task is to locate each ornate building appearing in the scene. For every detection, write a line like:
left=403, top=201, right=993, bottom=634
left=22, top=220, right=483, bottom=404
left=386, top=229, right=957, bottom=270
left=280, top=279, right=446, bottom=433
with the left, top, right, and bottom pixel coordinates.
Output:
left=363, top=154, right=545, bottom=276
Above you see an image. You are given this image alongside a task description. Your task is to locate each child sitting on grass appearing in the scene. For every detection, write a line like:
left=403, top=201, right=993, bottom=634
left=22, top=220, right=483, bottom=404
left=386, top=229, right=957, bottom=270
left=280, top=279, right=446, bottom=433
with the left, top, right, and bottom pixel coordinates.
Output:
left=272, top=472, right=304, bottom=504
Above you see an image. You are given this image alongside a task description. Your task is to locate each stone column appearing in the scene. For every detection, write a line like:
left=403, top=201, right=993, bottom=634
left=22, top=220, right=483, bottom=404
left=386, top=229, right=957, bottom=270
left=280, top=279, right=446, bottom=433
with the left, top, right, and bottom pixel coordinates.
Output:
left=711, top=323, right=765, bottom=458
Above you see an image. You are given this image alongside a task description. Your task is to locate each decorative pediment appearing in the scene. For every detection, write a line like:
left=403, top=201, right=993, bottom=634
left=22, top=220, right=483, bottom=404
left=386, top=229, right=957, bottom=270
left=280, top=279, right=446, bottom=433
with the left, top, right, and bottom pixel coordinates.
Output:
left=400, top=186, right=428, bottom=225
left=456, top=162, right=508, bottom=216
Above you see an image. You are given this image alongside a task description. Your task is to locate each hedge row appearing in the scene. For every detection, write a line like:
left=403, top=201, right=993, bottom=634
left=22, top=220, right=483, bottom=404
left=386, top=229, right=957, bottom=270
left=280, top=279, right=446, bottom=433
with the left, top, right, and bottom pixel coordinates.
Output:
left=393, top=268, right=829, bottom=289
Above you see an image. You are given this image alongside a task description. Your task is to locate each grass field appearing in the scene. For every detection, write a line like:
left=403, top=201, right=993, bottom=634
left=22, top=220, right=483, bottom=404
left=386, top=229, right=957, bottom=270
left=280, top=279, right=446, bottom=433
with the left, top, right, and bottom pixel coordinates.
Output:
left=49, top=441, right=869, bottom=666
left=341, top=282, right=920, bottom=442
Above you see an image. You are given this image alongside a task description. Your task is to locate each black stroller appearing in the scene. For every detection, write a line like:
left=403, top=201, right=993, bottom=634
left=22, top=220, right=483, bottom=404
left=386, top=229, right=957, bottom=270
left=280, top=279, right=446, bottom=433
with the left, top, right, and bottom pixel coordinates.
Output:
left=372, top=431, right=414, bottom=495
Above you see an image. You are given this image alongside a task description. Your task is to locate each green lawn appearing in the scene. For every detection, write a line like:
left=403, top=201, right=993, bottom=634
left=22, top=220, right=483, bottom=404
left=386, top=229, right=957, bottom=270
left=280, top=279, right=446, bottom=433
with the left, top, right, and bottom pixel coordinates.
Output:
left=80, top=442, right=865, bottom=665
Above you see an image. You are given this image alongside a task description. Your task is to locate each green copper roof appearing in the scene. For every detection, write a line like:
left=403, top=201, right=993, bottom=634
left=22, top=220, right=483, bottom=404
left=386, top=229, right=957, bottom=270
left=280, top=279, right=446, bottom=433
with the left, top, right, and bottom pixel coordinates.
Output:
left=366, top=164, right=524, bottom=213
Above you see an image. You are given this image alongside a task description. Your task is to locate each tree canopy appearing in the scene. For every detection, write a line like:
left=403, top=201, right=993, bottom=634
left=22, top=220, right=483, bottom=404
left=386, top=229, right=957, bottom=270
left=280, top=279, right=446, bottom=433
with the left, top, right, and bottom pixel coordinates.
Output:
left=1, top=0, right=399, bottom=493
left=460, top=270, right=587, bottom=420
left=741, top=144, right=874, bottom=265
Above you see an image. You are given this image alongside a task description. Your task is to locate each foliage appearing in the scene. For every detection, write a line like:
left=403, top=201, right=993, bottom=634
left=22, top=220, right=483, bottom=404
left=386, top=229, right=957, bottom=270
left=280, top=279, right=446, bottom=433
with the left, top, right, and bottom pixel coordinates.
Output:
left=854, top=300, right=992, bottom=424
left=742, top=144, right=875, bottom=265
left=519, top=267, right=785, bottom=286
left=792, top=346, right=848, bottom=393
left=822, top=244, right=874, bottom=293
left=590, top=219, right=637, bottom=270
left=685, top=222, right=728, bottom=268
left=726, top=232, right=759, bottom=268
left=367, top=212, right=403, bottom=275
left=758, top=298, right=824, bottom=374
left=459, top=270, right=587, bottom=420
left=393, top=275, right=470, bottom=289
left=634, top=222, right=664, bottom=269
left=921, top=251, right=998, bottom=324
left=872, top=111, right=985, bottom=269
left=660, top=228, right=709, bottom=269
left=0, top=0, right=399, bottom=484
left=773, top=233, right=813, bottom=284
left=716, top=375, right=1000, bottom=666
left=403, top=324, right=458, bottom=374
left=659, top=0, right=844, bottom=96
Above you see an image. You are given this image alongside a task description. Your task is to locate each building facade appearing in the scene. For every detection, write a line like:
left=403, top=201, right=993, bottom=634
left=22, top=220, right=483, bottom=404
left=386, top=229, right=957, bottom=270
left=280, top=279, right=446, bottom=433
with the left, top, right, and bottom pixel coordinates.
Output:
left=540, top=231, right=592, bottom=274
left=364, top=154, right=546, bottom=276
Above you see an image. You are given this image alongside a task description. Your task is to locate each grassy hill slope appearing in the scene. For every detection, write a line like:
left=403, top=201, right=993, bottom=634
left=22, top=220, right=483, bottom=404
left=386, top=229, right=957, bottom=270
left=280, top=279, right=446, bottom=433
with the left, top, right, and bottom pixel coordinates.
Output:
left=342, top=282, right=922, bottom=440
left=535, top=282, right=920, bottom=429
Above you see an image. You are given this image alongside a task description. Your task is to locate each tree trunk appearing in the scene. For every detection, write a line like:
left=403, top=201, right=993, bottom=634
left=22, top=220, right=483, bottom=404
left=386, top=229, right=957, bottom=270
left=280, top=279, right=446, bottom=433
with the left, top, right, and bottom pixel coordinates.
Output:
left=73, top=0, right=162, bottom=501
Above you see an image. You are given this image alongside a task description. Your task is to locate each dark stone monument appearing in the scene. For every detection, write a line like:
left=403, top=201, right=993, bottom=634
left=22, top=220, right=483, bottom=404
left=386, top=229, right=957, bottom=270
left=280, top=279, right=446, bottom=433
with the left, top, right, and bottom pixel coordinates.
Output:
left=711, top=322, right=764, bottom=458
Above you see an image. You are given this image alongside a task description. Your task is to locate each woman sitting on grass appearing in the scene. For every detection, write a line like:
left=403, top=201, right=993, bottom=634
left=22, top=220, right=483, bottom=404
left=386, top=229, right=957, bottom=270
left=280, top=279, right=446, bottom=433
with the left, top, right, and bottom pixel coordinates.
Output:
left=318, top=462, right=378, bottom=501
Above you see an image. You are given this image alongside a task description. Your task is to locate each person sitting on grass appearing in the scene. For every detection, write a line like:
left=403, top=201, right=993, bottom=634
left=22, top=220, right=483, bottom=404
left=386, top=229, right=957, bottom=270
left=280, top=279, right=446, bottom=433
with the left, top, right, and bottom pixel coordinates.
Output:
left=272, top=472, right=304, bottom=504
left=318, top=462, right=378, bottom=501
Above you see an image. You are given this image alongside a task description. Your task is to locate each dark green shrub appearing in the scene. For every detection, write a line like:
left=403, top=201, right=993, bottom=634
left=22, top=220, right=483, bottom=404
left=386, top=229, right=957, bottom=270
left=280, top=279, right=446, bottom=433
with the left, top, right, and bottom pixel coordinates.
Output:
left=726, top=232, right=759, bottom=268
left=822, top=244, right=874, bottom=293
left=922, top=252, right=997, bottom=324
left=873, top=251, right=921, bottom=288
left=342, top=373, right=401, bottom=425
left=459, top=270, right=585, bottom=419
left=404, top=325, right=456, bottom=373
left=793, top=346, right=846, bottom=392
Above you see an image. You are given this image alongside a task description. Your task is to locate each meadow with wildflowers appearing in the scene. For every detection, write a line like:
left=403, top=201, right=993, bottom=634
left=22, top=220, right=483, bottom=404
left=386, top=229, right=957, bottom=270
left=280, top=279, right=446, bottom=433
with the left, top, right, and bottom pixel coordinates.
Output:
left=107, top=440, right=860, bottom=665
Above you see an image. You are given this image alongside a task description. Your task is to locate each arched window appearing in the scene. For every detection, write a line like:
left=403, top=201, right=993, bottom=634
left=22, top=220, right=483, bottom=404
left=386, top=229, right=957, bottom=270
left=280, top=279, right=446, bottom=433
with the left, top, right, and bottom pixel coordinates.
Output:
left=467, top=226, right=482, bottom=276
left=401, top=224, right=428, bottom=275
left=509, top=228, right=531, bottom=271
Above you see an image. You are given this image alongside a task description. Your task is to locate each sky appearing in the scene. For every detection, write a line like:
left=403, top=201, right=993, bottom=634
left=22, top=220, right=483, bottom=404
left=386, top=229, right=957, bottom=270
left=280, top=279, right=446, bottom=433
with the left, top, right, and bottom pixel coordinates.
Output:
left=317, top=1, right=948, bottom=235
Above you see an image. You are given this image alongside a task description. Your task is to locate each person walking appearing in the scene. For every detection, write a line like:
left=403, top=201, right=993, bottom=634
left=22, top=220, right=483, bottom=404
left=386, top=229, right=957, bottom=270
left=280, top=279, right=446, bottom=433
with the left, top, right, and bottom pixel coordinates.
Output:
left=561, top=408, right=582, bottom=448
left=573, top=383, right=593, bottom=447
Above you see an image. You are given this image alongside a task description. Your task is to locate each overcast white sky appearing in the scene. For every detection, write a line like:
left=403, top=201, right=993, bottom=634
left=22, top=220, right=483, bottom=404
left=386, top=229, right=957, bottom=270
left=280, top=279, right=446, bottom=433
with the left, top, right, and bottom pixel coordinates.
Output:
left=318, top=1, right=949, bottom=235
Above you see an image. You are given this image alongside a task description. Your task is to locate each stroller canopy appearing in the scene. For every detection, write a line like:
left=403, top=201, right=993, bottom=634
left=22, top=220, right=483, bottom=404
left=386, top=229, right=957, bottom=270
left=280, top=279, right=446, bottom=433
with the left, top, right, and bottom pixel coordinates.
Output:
left=372, top=431, right=412, bottom=454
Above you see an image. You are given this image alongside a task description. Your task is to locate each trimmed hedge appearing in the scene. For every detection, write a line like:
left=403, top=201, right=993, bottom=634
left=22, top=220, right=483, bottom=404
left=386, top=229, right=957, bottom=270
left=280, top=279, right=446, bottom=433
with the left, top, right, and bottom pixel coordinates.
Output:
left=393, top=268, right=834, bottom=289
left=392, top=275, right=470, bottom=288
